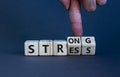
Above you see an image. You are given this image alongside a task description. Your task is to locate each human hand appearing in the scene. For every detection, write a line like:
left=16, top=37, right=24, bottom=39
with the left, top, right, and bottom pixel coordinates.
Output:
left=60, top=0, right=107, bottom=36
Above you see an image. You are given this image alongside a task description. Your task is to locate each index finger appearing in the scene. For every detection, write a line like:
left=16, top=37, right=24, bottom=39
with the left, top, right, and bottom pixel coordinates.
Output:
left=69, top=0, right=83, bottom=36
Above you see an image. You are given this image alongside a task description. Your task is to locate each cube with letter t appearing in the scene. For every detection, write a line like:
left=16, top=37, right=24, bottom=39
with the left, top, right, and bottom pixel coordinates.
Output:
left=39, top=40, right=53, bottom=56
left=81, top=37, right=96, bottom=55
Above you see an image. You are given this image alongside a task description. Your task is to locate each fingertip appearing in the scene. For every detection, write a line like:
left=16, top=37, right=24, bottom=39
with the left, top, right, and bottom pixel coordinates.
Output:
left=72, top=22, right=83, bottom=36
left=85, top=6, right=96, bottom=12
left=60, top=0, right=70, bottom=10
left=97, top=0, right=107, bottom=6
left=82, top=0, right=96, bottom=12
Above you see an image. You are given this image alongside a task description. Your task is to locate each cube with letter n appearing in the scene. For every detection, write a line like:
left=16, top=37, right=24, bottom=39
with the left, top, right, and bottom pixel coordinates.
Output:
left=67, top=37, right=82, bottom=55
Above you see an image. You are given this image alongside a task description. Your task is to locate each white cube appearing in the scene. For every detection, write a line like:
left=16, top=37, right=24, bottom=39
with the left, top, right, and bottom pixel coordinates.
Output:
left=67, top=37, right=82, bottom=55
left=39, top=40, right=53, bottom=56
left=24, top=40, right=39, bottom=56
left=53, top=40, right=67, bottom=56
left=81, top=37, right=96, bottom=55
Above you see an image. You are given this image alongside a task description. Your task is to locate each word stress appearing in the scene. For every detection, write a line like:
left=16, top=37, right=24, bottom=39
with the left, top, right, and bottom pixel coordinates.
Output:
left=24, top=36, right=96, bottom=56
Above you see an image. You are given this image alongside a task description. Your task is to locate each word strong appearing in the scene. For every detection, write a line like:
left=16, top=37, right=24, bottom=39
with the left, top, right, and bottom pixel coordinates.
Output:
left=24, top=36, right=96, bottom=56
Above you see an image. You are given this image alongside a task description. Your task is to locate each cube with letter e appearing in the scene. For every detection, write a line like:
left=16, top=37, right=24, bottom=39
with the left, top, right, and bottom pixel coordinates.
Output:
left=67, top=37, right=82, bottom=55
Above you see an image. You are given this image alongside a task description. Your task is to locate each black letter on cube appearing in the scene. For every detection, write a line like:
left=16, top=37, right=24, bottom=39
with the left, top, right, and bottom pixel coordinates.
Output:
left=67, top=37, right=82, bottom=55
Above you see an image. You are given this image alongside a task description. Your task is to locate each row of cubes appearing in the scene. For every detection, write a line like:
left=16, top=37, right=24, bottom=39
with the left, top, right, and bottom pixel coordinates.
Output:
left=24, top=37, right=96, bottom=56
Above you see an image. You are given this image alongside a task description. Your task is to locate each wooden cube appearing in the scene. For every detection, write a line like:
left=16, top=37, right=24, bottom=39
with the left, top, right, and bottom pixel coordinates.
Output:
left=39, top=40, right=53, bottom=56
left=24, top=40, right=39, bottom=56
left=81, top=37, right=96, bottom=55
left=53, top=40, right=67, bottom=56
left=67, top=37, right=82, bottom=55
